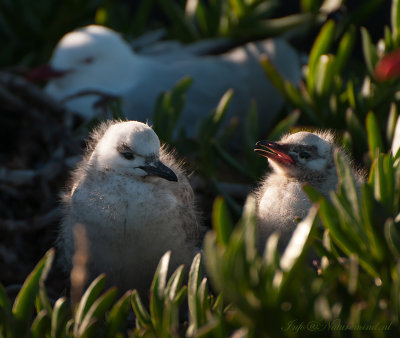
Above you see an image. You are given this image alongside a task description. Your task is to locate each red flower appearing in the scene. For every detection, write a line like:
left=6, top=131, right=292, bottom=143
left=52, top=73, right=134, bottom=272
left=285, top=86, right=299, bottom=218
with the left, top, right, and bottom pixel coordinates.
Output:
left=375, top=49, right=400, bottom=81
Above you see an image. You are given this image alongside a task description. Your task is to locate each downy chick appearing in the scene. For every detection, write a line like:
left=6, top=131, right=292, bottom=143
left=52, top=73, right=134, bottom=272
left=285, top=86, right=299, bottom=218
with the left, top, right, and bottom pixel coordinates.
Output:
left=254, top=131, right=361, bottom=251
left=58, top=120, right=201, bottom=296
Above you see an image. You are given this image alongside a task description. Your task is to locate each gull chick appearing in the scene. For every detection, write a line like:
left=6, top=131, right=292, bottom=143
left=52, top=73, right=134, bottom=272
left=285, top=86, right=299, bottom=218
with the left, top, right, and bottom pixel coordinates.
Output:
left=254, top=131, right=359, bottom=251
left=58, top=120, right=201, bottom=295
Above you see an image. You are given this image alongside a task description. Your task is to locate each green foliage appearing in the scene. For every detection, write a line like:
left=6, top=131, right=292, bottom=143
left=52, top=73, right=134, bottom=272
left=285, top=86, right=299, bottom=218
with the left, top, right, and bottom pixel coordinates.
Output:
left=0, top=249, right=53, bottom=337
left=153, top=76, right=193, bottom=144
left=261, top=8, right=400, bottom=163
left=3, top=0, right=400, bottom=336
left=2, top=143, right=400, bottom=336
left=158, top=0, right=316, bottom=42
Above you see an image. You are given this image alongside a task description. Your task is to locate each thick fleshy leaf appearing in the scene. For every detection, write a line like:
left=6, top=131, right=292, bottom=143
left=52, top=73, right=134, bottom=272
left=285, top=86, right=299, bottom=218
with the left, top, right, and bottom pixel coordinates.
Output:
left=159, top=0, right=199, bottom=40
left=263, top=232, right=280, bottom=269
left=280, top=205, right=319, bottom=272
left=212, top=196, right=234, bottom=245
left=131, top=290, right=151, bottom=328
left=35, top=286, right=52, bottom=317
left=150, top=251, right=171, bottom=327
left=153, top=76, right=193, bottom=142
left=366, top=111, right=384, bottom=161
left=335, top=151, right=362, bottom=222
left=74, top=274, right=106, bottom=336
left=392, top=0, right=400, bottom=45
left=360, top=184, right=386, bottom=261
left=385, top=219, right=400, bottom=258
left=261, top=57, right=311, bottom=117
left=314, top=54, right=336, bottom=96
left=0, top=283, right=11, bottom=316
left=346, top=108, right=367, bottom=151
left=77, top=287, right=118, bottom=337
left=12, top=248, right=54, bottom=337
left=361, top=27, right=379, bottom=76
left=51, top=297, right=69, bottom=338
left=334, top=27, right=356, bottom=74
left=213, top=142, right=254, bottom=179
left=105, top=290, right=132, bottom=338
left=210, top=89, right=234, bottom=137
left=267, top=110, right=300, bottom=141
left=165, top=265, right=184, bottom=301
left=307, top=20, right=335, bottom=91
left=387, top=103, right=398, bottom=144
left=31, top=310, right=50, bottom=338
left=187, top=253, right=203, bottom=335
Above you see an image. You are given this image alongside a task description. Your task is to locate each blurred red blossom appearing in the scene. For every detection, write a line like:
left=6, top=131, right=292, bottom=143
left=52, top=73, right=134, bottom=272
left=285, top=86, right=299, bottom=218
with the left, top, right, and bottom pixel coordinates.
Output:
left=375, top=48, right=400, bottom=81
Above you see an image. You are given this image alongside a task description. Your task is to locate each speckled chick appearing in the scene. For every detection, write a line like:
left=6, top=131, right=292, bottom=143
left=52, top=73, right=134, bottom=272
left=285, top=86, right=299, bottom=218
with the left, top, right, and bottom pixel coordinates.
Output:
left=254, top=131, right=360, bottom=252
left=58, top=120, right=201, bottom=296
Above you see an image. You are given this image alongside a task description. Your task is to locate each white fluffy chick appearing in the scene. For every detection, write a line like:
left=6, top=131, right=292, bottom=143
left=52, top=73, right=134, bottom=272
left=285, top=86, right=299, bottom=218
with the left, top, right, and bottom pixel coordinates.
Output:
left=58, top=120, right=201, bottom=295
left=41, top=25, right=301, bottom=137
left=254, top=131, right=359, bottom=251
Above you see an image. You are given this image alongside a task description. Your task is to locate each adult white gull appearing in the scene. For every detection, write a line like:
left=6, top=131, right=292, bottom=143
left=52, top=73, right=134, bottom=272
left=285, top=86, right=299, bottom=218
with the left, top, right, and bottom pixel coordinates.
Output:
left=42, top=25, right=301, bottom=137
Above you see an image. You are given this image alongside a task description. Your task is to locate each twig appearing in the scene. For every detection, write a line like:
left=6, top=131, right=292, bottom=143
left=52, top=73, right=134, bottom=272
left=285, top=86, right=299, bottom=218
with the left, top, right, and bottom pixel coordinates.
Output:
left=0, top=71, right=64, bottom=115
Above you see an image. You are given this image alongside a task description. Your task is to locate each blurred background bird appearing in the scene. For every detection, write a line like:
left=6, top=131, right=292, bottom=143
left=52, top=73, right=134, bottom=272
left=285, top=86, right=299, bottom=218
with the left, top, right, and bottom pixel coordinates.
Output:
left=58, top=120, right=202, bottom=297
left=32, top=25, right=301, bottom=138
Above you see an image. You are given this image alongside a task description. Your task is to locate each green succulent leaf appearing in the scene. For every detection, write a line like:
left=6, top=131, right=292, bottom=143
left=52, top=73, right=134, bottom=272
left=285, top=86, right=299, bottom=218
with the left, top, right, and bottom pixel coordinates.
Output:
left=105, top=290, right=132, bottom=338
left=150, top=251, right=171, bottom=328
left=392, top=0, right=400, bottom=46
left=307, top=20, right=335, bottom=92
left=281, top=206, right=318, bottom=272
left=31, top=310, right=50, bottom=338
left=361, top=27, right=379, bottom=76
left=212, top=196, right=234, bottom=245
left=51, top=297, right=69, bottom=338
left=385, top=219, right=400, bottom=258
left=366, top=111, right=384, bottom=161
left=12, top=248, right=54, bottom=337
left=74, top=274, right=107, bottom=336
left=131, top=290, right=152, bottom=328
left=77, top=287, right=118, bottom=337
left=187, top=253, right=203, bottom=335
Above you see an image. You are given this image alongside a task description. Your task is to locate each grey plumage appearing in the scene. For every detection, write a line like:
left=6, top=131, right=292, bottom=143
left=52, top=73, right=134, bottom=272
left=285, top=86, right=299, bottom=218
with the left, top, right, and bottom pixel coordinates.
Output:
left=254, top=131, right=362, bottom=251
left=58, top=120, right=201, bottom=295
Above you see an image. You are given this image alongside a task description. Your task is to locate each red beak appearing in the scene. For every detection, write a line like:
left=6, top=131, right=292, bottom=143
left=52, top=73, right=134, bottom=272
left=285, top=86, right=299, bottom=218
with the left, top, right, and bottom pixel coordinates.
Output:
left=26, top=64, right=70, bottom=83
left=254, top=140, right=294, bottom=165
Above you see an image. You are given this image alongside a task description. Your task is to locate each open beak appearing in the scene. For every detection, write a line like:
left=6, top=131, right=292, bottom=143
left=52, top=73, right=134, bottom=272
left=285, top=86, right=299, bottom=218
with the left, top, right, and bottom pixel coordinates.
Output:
left=27, top=64, right=71, bottom=83
left=139, top=160, right=178, bottom=182
left=254, top=140, right=294, bottom=165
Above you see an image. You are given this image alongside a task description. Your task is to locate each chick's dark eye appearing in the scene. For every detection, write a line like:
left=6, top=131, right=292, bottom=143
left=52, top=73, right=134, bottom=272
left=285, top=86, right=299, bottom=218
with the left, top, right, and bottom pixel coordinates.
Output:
left=299, top=151, right=311, bottom=159
left=121, top=152, right=134, bottom=160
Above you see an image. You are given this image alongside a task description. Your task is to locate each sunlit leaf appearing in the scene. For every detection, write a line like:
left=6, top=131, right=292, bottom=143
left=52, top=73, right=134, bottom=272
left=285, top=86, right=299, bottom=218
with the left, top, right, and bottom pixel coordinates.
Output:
left=105, top=291, right=132, bottom=338
left=131, top=290, right=151, bottom=328
left=77, top=288, right=118, bottom=336
left=51, top=297, right=69, bottom=338
left=74, top=274, right=106, bottom=336
left=12, top=248, right=54, bottom=337
left=307, top=20, right=335, bottom=91
left=366, top=111, right=384, bottom=161
left=361, top=27, right=379, bottom=75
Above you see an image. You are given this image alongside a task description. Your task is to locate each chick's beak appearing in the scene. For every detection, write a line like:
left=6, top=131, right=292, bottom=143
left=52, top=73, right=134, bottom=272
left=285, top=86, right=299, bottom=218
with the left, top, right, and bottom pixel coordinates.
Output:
left=254, top=140, right=294, bottom=165
left=139, top=160, right=178, bottom=182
